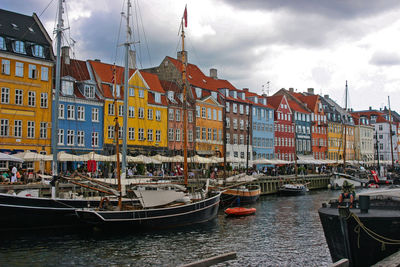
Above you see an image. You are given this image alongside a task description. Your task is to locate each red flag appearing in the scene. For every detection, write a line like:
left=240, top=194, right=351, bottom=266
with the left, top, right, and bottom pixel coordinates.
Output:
left=183, top=6, right=187, bottom=28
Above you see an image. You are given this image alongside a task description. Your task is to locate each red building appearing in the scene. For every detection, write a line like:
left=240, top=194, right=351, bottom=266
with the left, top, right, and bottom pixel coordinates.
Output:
left=267, top=95, right=295, bottom=161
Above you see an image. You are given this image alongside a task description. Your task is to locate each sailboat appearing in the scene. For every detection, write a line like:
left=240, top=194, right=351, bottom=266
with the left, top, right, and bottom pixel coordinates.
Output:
left=0, top=0, right=138, bottom=231
left=75, top=4, right=221, bottom=231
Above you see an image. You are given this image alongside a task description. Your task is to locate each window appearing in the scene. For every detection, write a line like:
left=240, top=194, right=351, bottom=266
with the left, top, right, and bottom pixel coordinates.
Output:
left=239, top=105, right=244, bottom=114
left=226, top=102, right=230, bottom=112
left=155, top=93, right=161, bottom=103
left=59, top=104, right=65, bottom=119
left=1, top=59, right=10, bottom=75
left=226, top=118, right=230, bottom=128
left=218, top=130, right=222, bottom=141
left=196, top=127, right=200, bottom=139
left=119, top=105, right=124, bottom=117
left=156, top=130, right=161, bottom=142
left=32, top=45, right=44, bottom=58
left=213, top=129, right=217, bottom=140
left=77, top=106, right=85, bottom=120
left=146, top=129, right=153, bottom=142
left=379, top=125, right=383, bottom=131
left=92, top=132, right=99, bottom=147
left=126, top=127, right=134, bottom=140
left=201, top=107, right=206, bottom=118
left=169, top=109, right=174, bottom=120
left=176, top=109, right=181, bottom=121
left=58, top=129, right=64, bottom=144
left=218, top=110, right=222, bottom=121
left=138, top=128, right=144, bottom=140
left=28, top=64, right=37, bottom=79
left=156, top=110, right=161, bottom=121
left=67, top=105, right=75, bottom=119
left=208, top=128, right=212, bottom=140
left=14, top=120, right=22, bottom=138
left=176, top=129, right=181, bottom=141
left=148, top=109, right=153, bottom=120
left=168, top=128, right=174, bottom=141
left=40, top=122, right=47, bottom=139
left=128, top=106, right=135, bottom=118
left=1, top=88, right=9, bottom=104
left=84, top=85, right=95, bottom=98
left=15, top=62, right=24, bottom=77
left=246, top=105, right=249, bottom=115
left=196, top=106, right=200, bottom=117
left=62, top=80, right=74, bottom=95
left=240, top=135, right=244, bottom=145
left=240, top=120, right=244, bottom=130
left=188, top=129, right=193, bottom=142
left=0, top=37, right=5, bottom=50
left=0, top=119, right=9, bottom=136
left=233, top=103, right=237, bottom=113
left=213, top=109, right=217, bottom=120
left=118, top=126, right=123, bottom=139
left=28, top=91, right=35, bottom=106
left=13, top=41, right=25, bottom=54
left=41, top=67, right=48, bottom=81
left=67, top=130, right=74, bottom=145
left=40, top=93, right=48, bottom=108
left=226, top=133, right=230, bottom=144
left=188, top=111, right=193, bottom=122
left=233, top=134, right=238, bottom=144
left=233, top=119, right=238, bottom=130
left=139, top=89, right=144, bottom=98
left=138, top=107, right=144, bottom=119
left=92, top=108, right=99, bottom=122
left=129, top=87, right=135, bottom=96
left=107, top=126, right=114, bottom=139
left=27, top=121, right=35, bottom=138
left=202, top=127, right=206, bottom=140
left=15, top=89, right=23, bottom=105
left=195, top=88, right=202, bottom=98
left=108, top=103, right=114, bottom=115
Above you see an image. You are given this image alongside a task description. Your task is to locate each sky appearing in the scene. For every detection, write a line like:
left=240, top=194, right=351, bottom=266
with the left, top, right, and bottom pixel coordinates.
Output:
left=3, top=0, right=400, bottom=111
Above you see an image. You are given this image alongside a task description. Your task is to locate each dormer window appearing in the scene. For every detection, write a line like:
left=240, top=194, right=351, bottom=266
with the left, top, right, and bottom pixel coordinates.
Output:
left=178, top=93, right=183, bottom=103
left=241, top=93, right=246, bottom=100
left=155, top=92, right=161, bottom=103
left=13, top=40, right=25, bottom=54
left=254, top=97, right=258, bottom=104
left=211, top=91, right=217, bottom=100
left=233, top=91, right=237, bottom=99
left=62, top=80, right=74, bottom=95
left=195, top=87, right=202, bottom=98
left=84, top=85, right=95, bottom=98
left=32, top=45, right=44, bottom=58
left=168, top=91, right=174, bottom=101
left=0, top=37, right=5, bottom=50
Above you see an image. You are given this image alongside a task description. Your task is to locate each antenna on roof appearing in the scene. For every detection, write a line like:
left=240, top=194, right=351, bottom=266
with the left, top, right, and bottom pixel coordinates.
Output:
left=262, top=81, right=270, bottom=96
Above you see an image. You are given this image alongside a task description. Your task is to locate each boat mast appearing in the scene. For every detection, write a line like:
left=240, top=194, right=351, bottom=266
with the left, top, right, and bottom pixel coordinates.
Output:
left=113, top=64, right=122, bottom=209
left=122, top=0, right=131, bottom=184
left=181, top=7, right=188, bottom=186
left=343, top=81, right=348, bottom=169
left=246, top=104, right=251, bottom=173
left=51, top=0, right=63, bottom=198
left=294, top=113, right=298, bottom=178
left=223, top=93, right=227, bottom=179
left=388, top=96, right=395, bottom=168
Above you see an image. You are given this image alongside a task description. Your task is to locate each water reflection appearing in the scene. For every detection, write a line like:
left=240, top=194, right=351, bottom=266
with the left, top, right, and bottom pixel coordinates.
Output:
left=0, top=190, right=339, bottom=266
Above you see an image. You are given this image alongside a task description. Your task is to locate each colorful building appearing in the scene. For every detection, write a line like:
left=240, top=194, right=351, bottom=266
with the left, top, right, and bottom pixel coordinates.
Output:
left=0, top=9, right=54, bottom=170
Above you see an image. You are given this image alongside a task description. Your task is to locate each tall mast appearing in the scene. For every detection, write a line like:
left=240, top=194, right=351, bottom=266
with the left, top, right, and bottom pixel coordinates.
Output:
left=51, top=0, right=63, bottom=198
left=181, top=7, right=188, bottom=186
left=113, top=64, right=122, bottom=209
left=388, top=96, right=395, bottom=168
left=122, top=0, right=131, bottom=179
left=223, top=93, right=226, bottom=179
left=246, top=104, right=251, bottom=173
left=343, top=80, right=348, bottom=168
left=294, top=113, right=298, bottom=178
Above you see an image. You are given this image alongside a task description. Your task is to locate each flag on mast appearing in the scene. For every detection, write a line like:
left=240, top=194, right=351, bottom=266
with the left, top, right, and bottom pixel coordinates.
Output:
left=183, top=5, right=187, bottom=27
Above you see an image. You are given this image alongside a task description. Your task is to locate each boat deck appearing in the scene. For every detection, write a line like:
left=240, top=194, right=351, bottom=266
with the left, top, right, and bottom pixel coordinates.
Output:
left=319, top=207, right=400, bottom=218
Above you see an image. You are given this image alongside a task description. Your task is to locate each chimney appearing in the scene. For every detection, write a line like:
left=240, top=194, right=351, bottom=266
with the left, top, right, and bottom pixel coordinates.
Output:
left=177, top=51, right=188, bottom=64
left=61, top=46, right=70, bottom=65
left=94, top=59, right=101, bottom=62
left=369, top=106, right=372, bottom=110
left=129, top=50, right=136, bottom=69
left=307, top=88, right=314, bottom=95
left=243, top=88, right=249, bottom=92
left=289, top=88, right=294, bottom=92
left=324, top=94, right=329, bottom=98
left=210, top=68, right=217, bottom=79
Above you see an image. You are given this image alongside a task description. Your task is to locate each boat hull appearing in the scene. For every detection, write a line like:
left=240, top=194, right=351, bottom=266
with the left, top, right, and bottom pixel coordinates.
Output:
left=0, top=193, right=134, bottom=230
left=318, top=207, right=400, bottom=267
left=278, top=187, right=307, bottom=196
left=76, top=193, right=221, bottom=231
left=225, top=207, right=256, bottom=216
left=220, top=185, right=261, bottom=206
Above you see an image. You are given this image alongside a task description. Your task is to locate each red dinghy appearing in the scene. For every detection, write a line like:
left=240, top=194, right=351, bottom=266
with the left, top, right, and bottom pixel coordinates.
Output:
left=224, top=207, right=256, bottom=216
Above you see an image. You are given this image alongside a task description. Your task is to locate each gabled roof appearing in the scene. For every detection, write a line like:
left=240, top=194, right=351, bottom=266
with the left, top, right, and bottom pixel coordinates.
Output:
left=147, top=92, right=167, bottom=106
left=352, top=110, right=388, bottom=123
left=244, top=91, right=274, bottom=109
left=141, top=71, right=164, bottom=93
left=288, top=100, right=309, bottom=114
left=266, top=95, right=284, bottom=110
left=89, top=60, right=134, bottom=85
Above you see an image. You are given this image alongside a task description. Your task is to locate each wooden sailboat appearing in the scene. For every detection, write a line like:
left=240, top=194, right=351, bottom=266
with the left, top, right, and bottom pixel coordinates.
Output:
left=75, top=4, right=221, bottom=231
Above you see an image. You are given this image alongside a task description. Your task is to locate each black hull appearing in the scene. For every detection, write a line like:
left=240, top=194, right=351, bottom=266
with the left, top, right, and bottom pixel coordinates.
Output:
left=0, top=193, right=135, bottom=230
left=278, top=189, right=306, bottom=196
left=220, top=193, right=260, bottom=206
left=76, top=193, right=221, bottom=231
left=318, top=207, right=400, bottom=267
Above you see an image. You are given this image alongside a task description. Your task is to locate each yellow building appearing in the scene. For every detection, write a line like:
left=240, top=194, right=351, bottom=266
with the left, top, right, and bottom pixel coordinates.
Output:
left=327, top=122, right=342, bottom=161
left=195, top=96, right=224, bottom=156
left=89, top=61, right=168, bottom=155
left=0, top=10, right=54, bottom=171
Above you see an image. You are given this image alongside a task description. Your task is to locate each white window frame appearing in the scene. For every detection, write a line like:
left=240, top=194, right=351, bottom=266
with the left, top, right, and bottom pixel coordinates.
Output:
left=92, top=108, right=99, bottom=122
left=41, top=66, right=48, bottom=81
left=28, top=64, right=37, bottom=79
left=58, top=129, right=64, bottom=145
left=14, top=120, right=22, bottom=138
left=156, top=110, right=161, bottom=121
left=147, top=129, right=153, bottom=142
left=59, top=104, right=65, bottom=119
left=27, top=121, right=35, bottom=138
left=1, top=59, right=10, bottom=75
left=148, top=109, right=153, bottom=120
left=0, top=119, right=9, bottom=137
left=15, top=62, right=24, bottom=77
left=1, top=87, right=9, bottom=104
left=91, top=132, right=99, bottom=147
left=77, top=131, right=84, bottom=146
left=67, top=105, right=75, bottom=120
left=15, top=89, right=23, bottom=105
left=67, top=130, right=75, bottom=146
left=28, top=91, right=36, bottom=107
left=40, top=122, right=47, bottom=139
left=40, top=93, right=48, bottom=108
left=128, top=127, right=135, bottom=140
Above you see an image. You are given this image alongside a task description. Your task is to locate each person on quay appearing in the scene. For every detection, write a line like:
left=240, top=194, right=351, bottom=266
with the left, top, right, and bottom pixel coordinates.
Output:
left=338, top=180, right=356, bottom=208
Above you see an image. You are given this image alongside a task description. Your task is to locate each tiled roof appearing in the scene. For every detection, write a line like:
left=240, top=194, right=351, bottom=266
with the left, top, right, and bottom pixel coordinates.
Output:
left=267, top=95, right=284, bottom=109
left=140, top=71, right=164, bottom=93
left=288, top=100, right=308, bottom=113
left=352, top=111, right=388, bottom=123
left=147, top=92, right=167, bottom=106
left=61, top=58, right=90, bottom=81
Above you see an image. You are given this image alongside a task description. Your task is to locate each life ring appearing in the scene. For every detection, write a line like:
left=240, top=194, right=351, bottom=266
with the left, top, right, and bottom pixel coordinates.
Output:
left=99, top=197, right=110, bottom=209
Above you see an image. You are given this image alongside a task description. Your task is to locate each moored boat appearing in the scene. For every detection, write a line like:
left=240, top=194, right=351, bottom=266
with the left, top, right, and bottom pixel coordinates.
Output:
left=278, top=183, right=307, bottom=196
left=220, top=184, right=261, bottom=206
left=318, top=188, right=400, bottom=267
left=224, top=207, right=256, bottom=217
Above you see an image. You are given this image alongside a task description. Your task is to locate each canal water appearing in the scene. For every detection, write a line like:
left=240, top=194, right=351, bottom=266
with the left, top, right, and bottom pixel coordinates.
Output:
left=0, top=189, right=339, bottom=266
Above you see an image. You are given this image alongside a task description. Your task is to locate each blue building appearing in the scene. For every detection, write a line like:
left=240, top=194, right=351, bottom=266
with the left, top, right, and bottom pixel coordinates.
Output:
left=245, top=90, right=275, bottom=169
left=53, top=47, right=104, bottom=171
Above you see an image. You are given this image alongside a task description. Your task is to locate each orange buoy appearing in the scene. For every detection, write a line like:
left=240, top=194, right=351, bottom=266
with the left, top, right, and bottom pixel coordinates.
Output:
left=224, top=207, right=256, bottom=216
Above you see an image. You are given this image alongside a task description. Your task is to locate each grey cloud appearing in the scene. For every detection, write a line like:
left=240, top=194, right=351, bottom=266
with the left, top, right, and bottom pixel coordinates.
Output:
left=370, top=51, right=400, bottom=66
